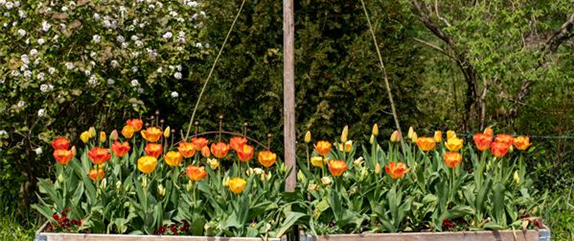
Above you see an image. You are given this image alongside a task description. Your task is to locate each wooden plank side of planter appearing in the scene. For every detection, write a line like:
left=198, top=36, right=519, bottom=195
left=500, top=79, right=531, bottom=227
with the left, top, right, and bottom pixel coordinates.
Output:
left=314, top=230, right=542, bottom=241
left=37, top=233, right=272, bottom=241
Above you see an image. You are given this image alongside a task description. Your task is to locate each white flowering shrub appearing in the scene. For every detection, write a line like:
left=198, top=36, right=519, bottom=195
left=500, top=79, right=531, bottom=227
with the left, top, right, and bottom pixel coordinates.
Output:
left=0, top=0, right=210, bottom=211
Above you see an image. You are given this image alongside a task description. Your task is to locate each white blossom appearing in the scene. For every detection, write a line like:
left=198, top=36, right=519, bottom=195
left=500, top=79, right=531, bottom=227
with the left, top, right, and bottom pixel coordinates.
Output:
left=111, top=60, right=119, bottom=68
left=135, top=40, right=143, bottom=47
left=40, top=84, right=49, bottom=92
left=29, top=49, right=37, bottom=56
left=92, top=34, right=101, bottom=43
left=48, top=84, right=54, bottom=91
left=84, top=70, right=91, bottom=76
left=137, top=87, right=144, bottom=94
left=37, top=108, right=45, bottom=117
left=23, top=70, right=31, bottom=78
left=0, top=130, right=7, bottom=136
left=90, top=52, right=97, bottom=58
left=88, top=75, right=98, bottom=85
left=20, top=54, right=29, bottom=64
left=65, top=62, right=74, bottom=70
left=157, top=67, right=163, bottom=73
left=162, top=32, right=173, bottom=39
left=0, top=0, right=6, bottom=6
left=195, top=42, right=203, bottom=48
left=171, top=91, right=179, bottom=98
left=131, top=79, right=139, bottom=87
left=38, top=72, right=45, bottom=80
left=93, top=13, right=100, bottom=20
left=174, top=72, right=182, bottom=79
left=117, top=35, right=125, bottom=43
left=17, top=29, right=26, bottom=36
left=131, top=66, right=138, bottom=72
left=185, top=0, right=199, bottom=7
left=42, top=21, right=51, bottom=31
left=34, top=147, right=43, bottom=155
left=37, top=38, right=45, bottom=45
left=6, top=1, right=13, bottom=9
left=11, top=70, right=19, bottom=77
left=13, top=1, right=19, bottom=7
left=18, top=10, right=26, bottom=18
left=17, top=100, right=25, bottom=108
left=61, top=6, right=68, bottom=11
left=107, top=78, right=115, bottom=85
left=48, top=67, right=55, bottom=74
left=121, top=42, right=128, bottom=48
left=131, top=35, right=138, bottom=41
left=176, top=65, right=182, bottom=71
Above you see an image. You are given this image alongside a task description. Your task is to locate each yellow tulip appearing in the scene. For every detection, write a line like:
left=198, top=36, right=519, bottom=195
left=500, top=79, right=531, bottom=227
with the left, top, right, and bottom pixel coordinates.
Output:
left=407, top=126, right=414, bottom=139
left=390, top=130, right=401, bottom=142
left=88, top=127, right=96, bottom=138
left=138, top=156, right=158, bottom=174
left=208, top=158, right=220, bottom=170
left=304, top=131, right=311, bottom=144
left=163, top=126, right=171, bottom=138
left=164, top=151, right=183, bottom=167
left=80, top=131, right=90, bottom=143
left=338, top=140, right=353, bottom=153
left=447, top=130, right=456, bottom=140
left=310, top=156, right=324, bottom=168
left=445, top=137, right=464, bottom=152
left=434, top=131, right=442, bottom=143
left=121, top=125, right=135, bottom=139
left=372, top=124, right=379, bottom=137
left=370, top=134, right=375, bottom=144
left=321, top=176, right=332, bottom=185
left=341, top=125, right=349, bottom=143
left=374, top=163, right=381, bottom=174
left=228, top=177, right=246, bottom=194
left=411, top=132, right=418, bottom=142
left=99, top=131, right=106, bottom=143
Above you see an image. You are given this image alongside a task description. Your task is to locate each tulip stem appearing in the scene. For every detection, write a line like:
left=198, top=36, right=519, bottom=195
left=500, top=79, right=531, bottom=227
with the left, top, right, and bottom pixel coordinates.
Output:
left=184, top=0, right=247, bottom=140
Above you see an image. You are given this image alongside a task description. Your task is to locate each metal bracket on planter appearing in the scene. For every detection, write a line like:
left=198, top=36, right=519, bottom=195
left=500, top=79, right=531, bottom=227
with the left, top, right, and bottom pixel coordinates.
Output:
left=539, top=227, right=551, bottom=241
left=34, top=233, right=47, bottom=241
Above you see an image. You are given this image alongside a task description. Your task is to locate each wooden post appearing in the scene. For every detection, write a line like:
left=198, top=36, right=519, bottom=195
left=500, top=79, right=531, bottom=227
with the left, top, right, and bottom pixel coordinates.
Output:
left=283, top=0, right=296, bottom=192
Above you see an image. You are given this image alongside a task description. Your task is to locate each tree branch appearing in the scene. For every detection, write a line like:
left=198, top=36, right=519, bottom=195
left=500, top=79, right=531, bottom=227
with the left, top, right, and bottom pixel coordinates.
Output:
left=412, top=37, right=456, bottom=61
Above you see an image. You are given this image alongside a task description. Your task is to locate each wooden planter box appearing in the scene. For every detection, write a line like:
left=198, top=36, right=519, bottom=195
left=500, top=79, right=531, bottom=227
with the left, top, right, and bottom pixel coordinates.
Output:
left=36, top=222, right=551, bottom=241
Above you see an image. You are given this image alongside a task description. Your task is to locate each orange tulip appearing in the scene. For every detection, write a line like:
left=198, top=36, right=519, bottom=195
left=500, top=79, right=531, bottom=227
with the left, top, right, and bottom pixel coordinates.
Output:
left=121, top=125, right=135, bottom=139
left=491, top=142, right=510, bottom=158
left=53, top=149, right=74, bottom=165
left=495, top=134, right=513, bottom=146
left=186, top=165, right=208, bottom=181
left=111, top=141, right=130, bottom=157
left=390, top=130, right=401, bottom=142
left=484, top=127, right=494, bottom=137
left=473, top=133, right=492, bottom=151
left=88, top=168, right=105, bottom=181
left=178, top=142, right=197, bottom=158
left=258, top=151, right=277, bottom=168
left=385, top=161, right=409, bottom=179
left=444, top=152, right=463, bottom=168
left=314, top=141, right=332, bottom=157
left=191, top=137, right=209, bottom=150
left=230, top=137, right=248, bottom=151
left=164, top=151, right=183, bottom=167
left=210, top=142, right=230, bottom=159
left=236, top=144, right=254, bottom=162
left=52, top=137, right=70, bottom=150
left=141, top=127, right=162, bottom=143
left=513, top=136, right=531, bottom=151
left=328, top=159, right=348, bottom=177
left=88, top=147, right=111, bottom=165
left=201, top=146, right=211, bottom=158
left=126, top=118, right=143, bottom=131
left=416, top=137, right=436, bottom=152
left=144, top=143, right=163, bottom=158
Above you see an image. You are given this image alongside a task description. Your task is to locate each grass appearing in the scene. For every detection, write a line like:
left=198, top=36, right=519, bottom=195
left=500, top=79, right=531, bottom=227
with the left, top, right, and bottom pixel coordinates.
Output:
left=545, top=187, right=574, bottom=240
left=0, top=214, right=38, bottom=241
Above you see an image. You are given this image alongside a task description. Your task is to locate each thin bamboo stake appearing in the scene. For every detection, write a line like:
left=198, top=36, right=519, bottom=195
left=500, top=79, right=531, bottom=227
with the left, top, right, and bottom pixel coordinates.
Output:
left=184, top=0, right=247, bottom=141
left=360, top=0, right=406, bottom=153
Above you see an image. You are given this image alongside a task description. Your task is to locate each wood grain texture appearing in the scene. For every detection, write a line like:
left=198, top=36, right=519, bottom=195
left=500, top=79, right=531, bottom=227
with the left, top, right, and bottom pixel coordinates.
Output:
left=282, top=0, right=296, bottom=192
left=39, top=233, right=277, bottom=241
left=315, top=230, right=541, bottom=241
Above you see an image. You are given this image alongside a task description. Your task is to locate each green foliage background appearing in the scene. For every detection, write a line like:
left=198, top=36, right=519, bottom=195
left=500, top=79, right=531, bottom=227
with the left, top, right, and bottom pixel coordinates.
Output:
left=0, top=0, right=573, bottom=237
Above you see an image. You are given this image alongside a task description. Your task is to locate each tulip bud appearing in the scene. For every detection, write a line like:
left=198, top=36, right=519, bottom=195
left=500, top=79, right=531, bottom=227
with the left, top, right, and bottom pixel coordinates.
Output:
left=80, top=131, right=90, bottom=143
left=110, top=129, right=119, bottom=141
left=372, top=124, right=379, bottom=137
left=308, top=184, right=319, bottom=191
left=304, top=131, right=311, bottom=144
left=260, top=172, right=272, bottom=182
left=142, top=176, right=148, bottom=189
left=447, top=130, right=456, bottom=140
left=374, top=163, right=381, bottom=174
left=370, top=134, right=375, bottom=144
left=88, top=127, right=96, bottom=138
left=246, top=168, right=254, bottom=176
left=157, top=184, right=165, bottom=197
left=434, top=131, right=442, bottom=143
left=513, top=171, right=520, bottom=184
left=321, top=176, right=332, bottom=185
left=223, top=177, right=230, bottom=187
left=186, top=181, right=193, bottom=192
left=341, top=125, right=349, bottom=143
left=353, top=157, right=364, bottom=168
left=115, top=180, right=122, bottom=190
left=99, top=131, right=106, bottom=143
left=164, top=126, right=170, bottom=138
left=208, top=158, right=219, bottom=170
left=390, top=130, right=401, bottom=143
left=201, top=146, right=210, bottom=158
left=297, top=170, right=307, bottom=183
left=101, top=178, right=107, bottom=189
left=254, top=168, right=264, bottom=175
left=57, top=173, right=65, bottom=183
left=71, top=146, right=77, bottom=156
left=407, top=126, right=414, bottom=139
left=411, top=132, right=418, bottom=142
